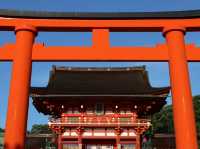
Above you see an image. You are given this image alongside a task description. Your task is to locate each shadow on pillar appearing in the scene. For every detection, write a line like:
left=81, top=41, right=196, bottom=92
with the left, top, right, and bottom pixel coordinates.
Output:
left=4, top=143, right=23, bottom=149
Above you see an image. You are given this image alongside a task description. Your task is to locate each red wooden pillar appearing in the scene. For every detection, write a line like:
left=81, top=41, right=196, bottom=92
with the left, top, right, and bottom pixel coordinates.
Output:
left=77, top=127, right=84, bottom=149
left=163, top=27, right=198, bottom=149
left=4, top=25, right=37, bottom=149
left=58, top=134, right=62, bottom=149
left=135, top=134, right=140, bottom=149
left=115, top=128, right=121, bottom=149
left=134, top=127, right=147, bottom=149
left=57, top=127, right=65, bottom=149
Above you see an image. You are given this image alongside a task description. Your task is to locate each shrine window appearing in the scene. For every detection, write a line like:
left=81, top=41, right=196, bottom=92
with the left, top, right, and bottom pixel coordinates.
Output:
left=86, top=107, right=94, bottom=114
left=66, top=108, right=73, bottom=114
left=126, top=110, right=132, bottom=114
left=73, top=108, right=80, bottom=114
left=95, top=103, right=104, bottom=115
left=120, top=110, right=126, bottom=114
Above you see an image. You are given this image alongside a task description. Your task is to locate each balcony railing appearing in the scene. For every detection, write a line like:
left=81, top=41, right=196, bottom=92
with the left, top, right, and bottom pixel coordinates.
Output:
left=49, top=114, right=151, bottom=127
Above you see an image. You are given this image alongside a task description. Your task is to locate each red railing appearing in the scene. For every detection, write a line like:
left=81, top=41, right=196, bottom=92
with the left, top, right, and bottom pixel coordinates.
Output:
left=49, top=113, right=151, bottom=127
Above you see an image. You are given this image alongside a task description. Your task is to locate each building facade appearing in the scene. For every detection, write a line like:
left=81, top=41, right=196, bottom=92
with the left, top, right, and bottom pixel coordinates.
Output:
left=31, top=66, right=169, bottom=149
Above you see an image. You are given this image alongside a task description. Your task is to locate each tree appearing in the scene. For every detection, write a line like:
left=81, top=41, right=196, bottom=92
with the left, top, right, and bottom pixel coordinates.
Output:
left=151, top=104, right=174, bottom=133
left=193, top=95, right=200, bottom=133
left=0, top=128, right=4, bottom=133
left=151, top=95, right=200, bottom=134
left=30, top=124, right=53, bottom=134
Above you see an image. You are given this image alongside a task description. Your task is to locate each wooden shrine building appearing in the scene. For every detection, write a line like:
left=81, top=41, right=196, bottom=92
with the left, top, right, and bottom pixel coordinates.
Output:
left=30, top=66, right=169, bottom=149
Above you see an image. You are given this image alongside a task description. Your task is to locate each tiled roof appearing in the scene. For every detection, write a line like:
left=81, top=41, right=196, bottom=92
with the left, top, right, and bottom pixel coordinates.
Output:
left=31, top=66, right=170, bottom=96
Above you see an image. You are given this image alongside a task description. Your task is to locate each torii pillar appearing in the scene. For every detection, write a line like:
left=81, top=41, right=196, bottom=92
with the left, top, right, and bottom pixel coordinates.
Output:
left=163, top=27, right=198, bottom=149
left=4, top=25, right=37, bottom=149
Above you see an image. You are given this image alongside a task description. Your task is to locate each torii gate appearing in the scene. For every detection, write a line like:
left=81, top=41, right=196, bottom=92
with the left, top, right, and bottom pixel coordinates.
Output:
left=0, top=9, right=200, bottom=149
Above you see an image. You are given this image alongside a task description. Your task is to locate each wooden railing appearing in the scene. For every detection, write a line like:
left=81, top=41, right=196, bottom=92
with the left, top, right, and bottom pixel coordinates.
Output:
left=49, top=114, right=151, bottom=127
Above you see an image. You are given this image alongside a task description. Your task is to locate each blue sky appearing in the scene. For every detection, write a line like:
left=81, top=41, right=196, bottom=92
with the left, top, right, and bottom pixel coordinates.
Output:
left=0, top=0, right=200, bottom=12
left=0, top=0, right=200, bottom=130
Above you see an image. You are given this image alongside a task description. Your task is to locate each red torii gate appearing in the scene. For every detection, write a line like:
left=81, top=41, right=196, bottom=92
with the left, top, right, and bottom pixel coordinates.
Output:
left=0, top=9, right=200, bottom=149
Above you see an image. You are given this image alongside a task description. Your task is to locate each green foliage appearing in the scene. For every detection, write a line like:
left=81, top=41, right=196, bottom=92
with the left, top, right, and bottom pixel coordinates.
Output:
left=151, top=95, right=200, bottom=134
left=30, top=124, right=53, bottom=134
left=193, top=95, right=200, bottom=133
left=152, top=104, right=174, bottom=133
left=0, top=128, right=4, bottom=133
left=144, top=127, right=154, bottom=138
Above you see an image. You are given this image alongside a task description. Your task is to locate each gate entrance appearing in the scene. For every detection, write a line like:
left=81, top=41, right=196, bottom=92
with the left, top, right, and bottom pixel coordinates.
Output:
left=86, top=144, right=113, bottom=149
left=84, top=139, right=115, bottom=149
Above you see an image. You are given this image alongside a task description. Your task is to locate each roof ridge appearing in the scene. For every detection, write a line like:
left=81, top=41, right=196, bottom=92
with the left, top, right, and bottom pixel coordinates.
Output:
left=52, top=65, right=146, bottom=71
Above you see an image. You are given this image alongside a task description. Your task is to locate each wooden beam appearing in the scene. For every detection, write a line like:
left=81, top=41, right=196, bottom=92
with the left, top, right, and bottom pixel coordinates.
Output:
left=1, top=18, right=200, bottom=31
left=0, top=43, right=200, bottom=61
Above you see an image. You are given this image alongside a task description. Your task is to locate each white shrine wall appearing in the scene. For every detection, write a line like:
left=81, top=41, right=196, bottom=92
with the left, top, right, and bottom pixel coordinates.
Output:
left=62, top=128, right=136, bottom=137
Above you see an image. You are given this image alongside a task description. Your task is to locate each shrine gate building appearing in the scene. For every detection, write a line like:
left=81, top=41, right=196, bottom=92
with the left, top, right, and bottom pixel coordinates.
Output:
left=30, top=66, right=169, bottom=149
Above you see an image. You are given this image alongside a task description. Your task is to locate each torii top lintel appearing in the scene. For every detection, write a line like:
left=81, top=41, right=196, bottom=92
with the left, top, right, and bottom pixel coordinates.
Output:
left=0, top=9, right=200, bottom=31
left=1, top=9, right=200, bottom=62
